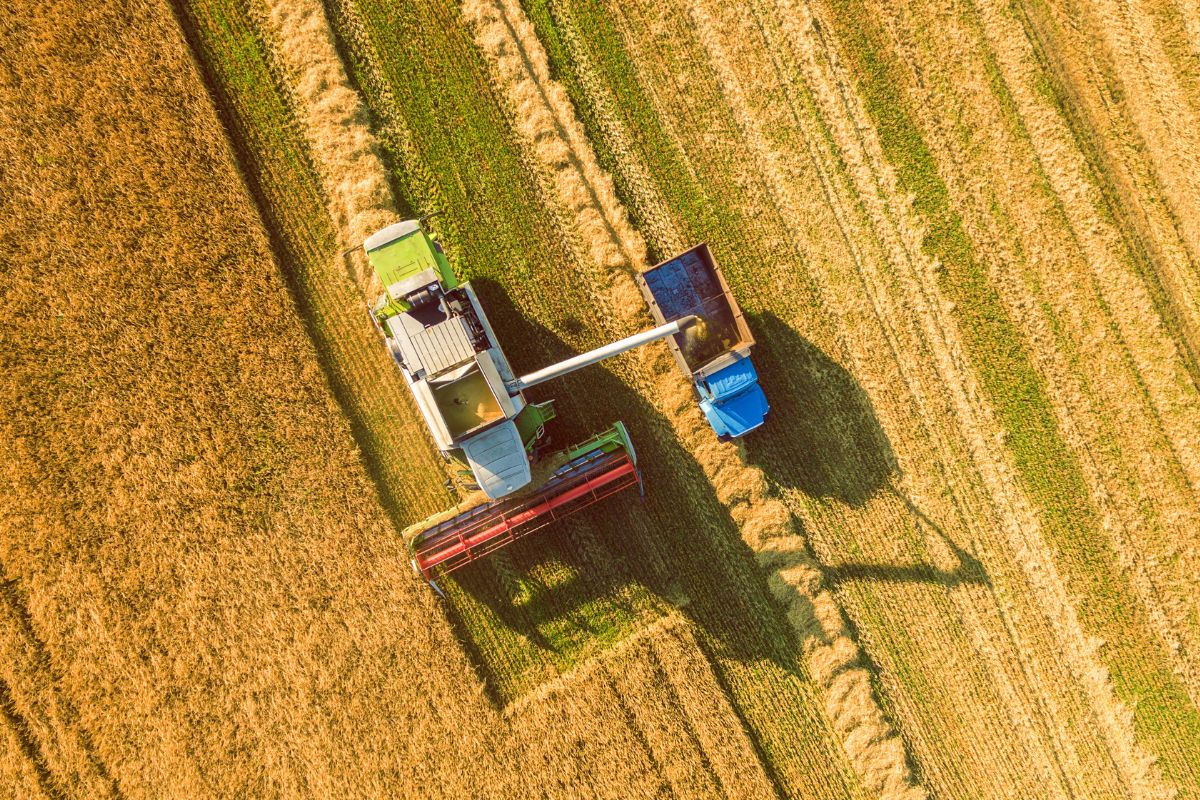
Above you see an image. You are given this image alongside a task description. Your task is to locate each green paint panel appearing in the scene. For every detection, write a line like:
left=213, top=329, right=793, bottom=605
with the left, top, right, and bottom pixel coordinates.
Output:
left=367, top=230, right=457, bottom=289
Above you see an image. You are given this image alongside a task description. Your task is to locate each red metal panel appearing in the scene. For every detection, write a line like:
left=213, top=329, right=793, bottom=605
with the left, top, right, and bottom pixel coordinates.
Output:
left=413, top=455, right=640, bottom=577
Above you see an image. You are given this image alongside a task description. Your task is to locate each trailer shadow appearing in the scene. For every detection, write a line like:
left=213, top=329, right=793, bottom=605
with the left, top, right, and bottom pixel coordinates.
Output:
left=741, top=312, right=897, bottom=507
left=741, top=310, right=987, bottom=589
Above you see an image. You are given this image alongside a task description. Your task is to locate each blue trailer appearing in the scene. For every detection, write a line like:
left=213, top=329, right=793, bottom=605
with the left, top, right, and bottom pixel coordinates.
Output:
left=637, top=244, right=769, bottom=439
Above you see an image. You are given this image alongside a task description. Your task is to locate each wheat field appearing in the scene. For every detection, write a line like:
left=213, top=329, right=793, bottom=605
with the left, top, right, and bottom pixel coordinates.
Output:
left=2, top=0, right=1199, bottom=796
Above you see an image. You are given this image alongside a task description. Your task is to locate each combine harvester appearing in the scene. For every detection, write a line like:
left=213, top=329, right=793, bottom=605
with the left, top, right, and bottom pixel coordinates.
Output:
left=364, top=219, right=696, bottom=583
left=367, top=217, right=696, bottom=582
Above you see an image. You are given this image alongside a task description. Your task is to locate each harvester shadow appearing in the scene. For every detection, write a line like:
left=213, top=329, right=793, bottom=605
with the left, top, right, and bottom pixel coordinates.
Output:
left=741, top=311, right=988, bottom=591
left=443, top=281, right=845, bottom=704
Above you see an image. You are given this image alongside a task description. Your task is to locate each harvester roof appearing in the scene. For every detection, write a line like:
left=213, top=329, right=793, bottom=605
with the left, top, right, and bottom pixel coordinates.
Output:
left=365, top=220, right=456, bottom=296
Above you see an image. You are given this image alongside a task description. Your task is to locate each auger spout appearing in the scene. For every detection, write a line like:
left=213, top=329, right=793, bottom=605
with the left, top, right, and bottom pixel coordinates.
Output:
left=509, top=316, right=698, bottom=392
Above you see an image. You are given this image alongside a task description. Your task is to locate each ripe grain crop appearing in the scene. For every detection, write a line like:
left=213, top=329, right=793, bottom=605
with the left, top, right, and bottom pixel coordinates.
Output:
left=0, top=1, right=524, bottom=796
left=0, top=574, right=116, bottom=799
left=8, top=0, right=1200, bottom=793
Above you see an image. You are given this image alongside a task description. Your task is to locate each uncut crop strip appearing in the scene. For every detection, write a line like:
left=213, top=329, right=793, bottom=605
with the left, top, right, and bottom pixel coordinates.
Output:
left=522, top=0, right=1186, bottom=795
left=462, top=0, right=923, bottom=796
left=516, top=615, right=779, bottom=799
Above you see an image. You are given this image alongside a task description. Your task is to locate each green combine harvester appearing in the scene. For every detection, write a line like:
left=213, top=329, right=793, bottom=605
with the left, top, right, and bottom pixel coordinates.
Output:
left=364, top=219, right=695, bottom=581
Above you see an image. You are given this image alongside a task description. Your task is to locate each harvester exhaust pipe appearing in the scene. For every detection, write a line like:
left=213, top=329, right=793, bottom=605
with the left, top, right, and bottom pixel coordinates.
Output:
left=509, top=315, right=699, bottom=392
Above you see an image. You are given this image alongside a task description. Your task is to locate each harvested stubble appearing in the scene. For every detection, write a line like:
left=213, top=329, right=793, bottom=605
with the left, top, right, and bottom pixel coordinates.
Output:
left=524, top=0, right=1199, bottom=795
left=832, top=0, right=1200, bottom=787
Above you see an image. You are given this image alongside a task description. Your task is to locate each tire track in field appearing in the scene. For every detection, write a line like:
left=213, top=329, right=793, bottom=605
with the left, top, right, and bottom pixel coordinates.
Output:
left=462, top=0, right=923, bottom=796
left=994, top=0, right=1200, bottom=500
left=0, top=711, right=54, bottom=800
left=869, top=0, right=1200, bottom=708
left=668, top=0, right=1159, bottom=794
left=0, top=549, right=120, bottom=798
left=1021, top=0, right=1200, bottom=392
left=1000, top=0, right=1200, bottom=674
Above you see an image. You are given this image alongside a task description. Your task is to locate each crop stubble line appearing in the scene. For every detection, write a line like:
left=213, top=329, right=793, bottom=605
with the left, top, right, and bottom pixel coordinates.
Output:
left=820, top=0, right=1195, bottom=786
left=892, top=0, right=1190, bottom=782
left=1006, top=0, right=1200, bottom=664
left=568, top=0, right=1080, bottom=791
left=969, top=0, right=1200, bottom=701
left=1092, top=0, right=1200, bottom=271
left=463, top=0, right=924, bottom=796
left=597, top=0, right=1190, bottom=796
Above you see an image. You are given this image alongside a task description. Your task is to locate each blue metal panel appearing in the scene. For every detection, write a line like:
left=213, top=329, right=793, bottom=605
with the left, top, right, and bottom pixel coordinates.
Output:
left=700, top=358, right=769, bottom=438
left=704, top=357, right=759, bottom=400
